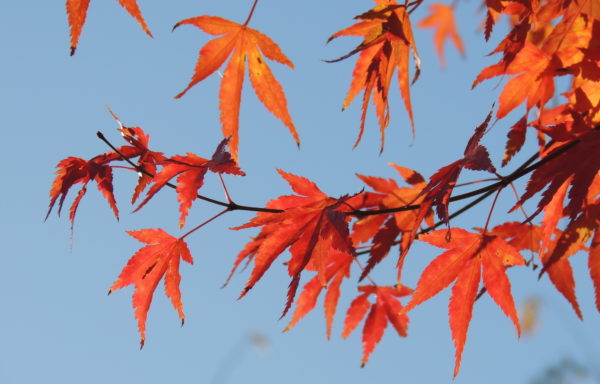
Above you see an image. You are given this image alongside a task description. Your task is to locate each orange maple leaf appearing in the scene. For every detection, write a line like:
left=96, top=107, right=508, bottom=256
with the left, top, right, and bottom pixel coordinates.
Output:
left=473, top=42, right=558, bottom=119
left=418, top=4, right=465, bottom=67
left=109, top=228, right=193, bottom=348
left=342, top=285, right=412, bottom=366
left=327, top=0, right=421, bottom=151
left=66, top=0, right=152, bottom=55
left=404, top=228, right=524, bottom=377
left=232, top=170, right=357, bottom=317
left=134, top=138, right=244, bottom=228
left=353, top=164, right=433, bottom=280
left=173, top=15, right=298, bottom=160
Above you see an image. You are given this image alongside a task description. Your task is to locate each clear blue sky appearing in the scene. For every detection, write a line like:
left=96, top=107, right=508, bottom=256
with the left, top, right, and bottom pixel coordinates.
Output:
left=1, top=1, right=599, bottom=383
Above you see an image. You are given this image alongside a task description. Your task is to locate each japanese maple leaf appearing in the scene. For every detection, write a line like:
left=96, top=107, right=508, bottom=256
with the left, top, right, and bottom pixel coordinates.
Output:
left=502, top=116, right=528, bottom=166
left=47, top=123, right=152, bottom=231
left=134, top=138, right=244, bottom=228
left=538, top=182, right=600, bottom=316
left=473, top=42, right=558, bottom=119
left=327, top=0, right=421, bottom=151
left=109, top=229, right=193, bottom=348
left=232, top=170, right=357, bottom=317
left=514, top=128, right=600, bottom=220
left=418, top=4, right=465, bottom=67
left=66, top=0, right=152, bottom=55
left=173, top=16, right=298, bottom=160
left=399, top=110, right=497, bottom=262
left=47, top=152, right=125, bottom=229
left=283, top=251, right=353, bottom=339
left=352, top=164, right=432, bottom=281
left=342, top=285, right=412, bottom=366
left=404, top=228, right=525, bottom=377
left=107, top=108, right=165, bottom=204
left=486, top=222, right=542, bottom=255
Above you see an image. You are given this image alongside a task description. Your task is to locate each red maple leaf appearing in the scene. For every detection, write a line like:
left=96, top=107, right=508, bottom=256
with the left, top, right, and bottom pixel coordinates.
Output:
left=538, top=180, right=600, bottom=317
left=47, top=152, right=123, bottom=228
left=327, top=0, right=421, bottom=151
left=134, top=138, right=244, bottom=228
left=109, top=228, right=193, bottom=348
left=66, top=0, right=153, bottom=55
left=404, top=228, right=525, bottom=377
left=398, top=110, right=497, bottom=263
left=283, top=251, right=353, bottom=339
left=342, top=285, right=412, bottom=366
left=47, top=124, right=153, bottom=231
left=514, top=129, right=600, bottom=220
left=107, top=108, right=166, bottom=204
left=173, top=15, right=298, bottom=160
left=232, top=170, right=357, bottom=317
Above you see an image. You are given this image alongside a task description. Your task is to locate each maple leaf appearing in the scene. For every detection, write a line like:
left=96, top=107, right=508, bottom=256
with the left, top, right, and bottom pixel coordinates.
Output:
left=353, top=163, right=432, bottom=281
left=398, top=110, right=497, bottom=264
left=232, top=170, right=356, bottom=317
left=66, top=0, right=152, bottom=55
left=327, top=0, right=421, bottom=151
left=134, top=138, right=244, bottom=228
left=173, top=15, right=298, bottom=160
left=283, top=251, right=353, bottom=339
left=418, top=4, right=465, bottom=67
left=47, top=152, right=123, bottom=229
left=342, top=285, right=412, bottom=366
left=404, top=228, right=525, bottom=377
left=538, top=190, right=600, bottom=317
left=514, top=128, right=600, bottom=220
left=109, top=229, right=193, bottom=348
left=107, top=108, right=165, bottom=204
left=47, top=122, right=153, bottom=232
left=486, top=222, right=542, bottom=254
left=502, top=116, right=528, bottom=166
left=474, top=42, right=558, bottom=119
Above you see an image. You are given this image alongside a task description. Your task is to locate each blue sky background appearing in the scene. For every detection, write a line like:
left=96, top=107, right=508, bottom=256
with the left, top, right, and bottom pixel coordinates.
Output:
left=1, top=1, right=599, bottom=383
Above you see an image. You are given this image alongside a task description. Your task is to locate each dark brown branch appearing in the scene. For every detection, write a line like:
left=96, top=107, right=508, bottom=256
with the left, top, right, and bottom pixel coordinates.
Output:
left=96, top=131, right=282, bottom=214
left=97, top=126, right=588, bottom=221
left=348, top=135, right=580, bottom=218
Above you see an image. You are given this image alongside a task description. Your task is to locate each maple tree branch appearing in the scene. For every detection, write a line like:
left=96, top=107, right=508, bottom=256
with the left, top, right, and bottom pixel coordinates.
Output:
left=348, top=135, right=578, bottom=218
left=98, top=125, right=593, bottom=229
left=96, top=131, right=282, bottom=214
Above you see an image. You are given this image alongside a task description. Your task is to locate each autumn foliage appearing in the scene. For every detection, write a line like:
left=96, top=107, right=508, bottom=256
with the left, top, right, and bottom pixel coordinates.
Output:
left=51, top=0, right=600, bottom=377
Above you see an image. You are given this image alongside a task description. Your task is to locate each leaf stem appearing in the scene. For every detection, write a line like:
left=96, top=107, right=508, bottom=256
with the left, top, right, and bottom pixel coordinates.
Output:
left=219, top=174, right=233, bottom=204
left=243, top=0, right=260, bottom=26
left=483, top=188, right=502, bottom=233
left=180, top=208, right=229, bottom=240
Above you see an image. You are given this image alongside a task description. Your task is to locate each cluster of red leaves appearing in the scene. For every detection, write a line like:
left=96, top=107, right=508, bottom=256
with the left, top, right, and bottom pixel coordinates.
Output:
left=53, top=0, right=600, bottom=377
left=473, top=0, right=600, bottom=319
left=327, top=0, right=421, bottom=151
left=47, top=113, right=244, bottom=345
